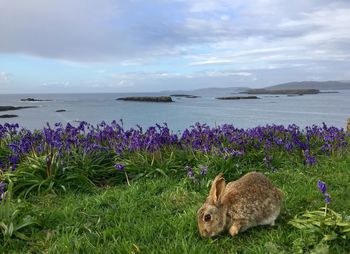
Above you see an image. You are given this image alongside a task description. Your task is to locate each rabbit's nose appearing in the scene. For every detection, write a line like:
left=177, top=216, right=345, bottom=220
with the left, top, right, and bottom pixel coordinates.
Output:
left=201, top=229, right=210, bottom=238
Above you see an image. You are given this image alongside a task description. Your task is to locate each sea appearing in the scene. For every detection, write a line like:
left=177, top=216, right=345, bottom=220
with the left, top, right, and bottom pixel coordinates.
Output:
left=1, top=90, right=349, bottom=132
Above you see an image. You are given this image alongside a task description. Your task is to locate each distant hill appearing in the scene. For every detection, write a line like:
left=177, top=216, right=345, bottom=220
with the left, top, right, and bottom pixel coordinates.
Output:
left=162, top=87, right=249, bottom=97
left=243, top=88, right=319, bottom=95
left=265, top=81, right=350, bottom=90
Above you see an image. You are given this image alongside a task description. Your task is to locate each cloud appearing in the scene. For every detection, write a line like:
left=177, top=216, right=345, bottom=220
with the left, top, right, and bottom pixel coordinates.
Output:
left=189, top=59, right=233, bottom=66
left=0, top=0, right=350, bottom=93
left=0, top=0, right=190, bottom=62
left=0, top=0, right=348, bottom=63
left=205, top=71, right=252, bottom=77
left=0, top=72, right=11, bottom=84
left=42, top=81, right=70, bottom=87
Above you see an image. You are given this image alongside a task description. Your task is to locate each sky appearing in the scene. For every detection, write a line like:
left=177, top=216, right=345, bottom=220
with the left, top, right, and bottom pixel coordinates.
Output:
left=0, top=0, right=350, bottom=93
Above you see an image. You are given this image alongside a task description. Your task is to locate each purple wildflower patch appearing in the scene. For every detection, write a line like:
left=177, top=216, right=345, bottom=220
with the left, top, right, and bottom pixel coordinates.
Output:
left=0, top=121, right=348, bottom=178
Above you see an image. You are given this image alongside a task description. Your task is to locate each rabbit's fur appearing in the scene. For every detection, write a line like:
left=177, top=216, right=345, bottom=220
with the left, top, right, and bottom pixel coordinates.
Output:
left=197, top=172, right=282, bottom=238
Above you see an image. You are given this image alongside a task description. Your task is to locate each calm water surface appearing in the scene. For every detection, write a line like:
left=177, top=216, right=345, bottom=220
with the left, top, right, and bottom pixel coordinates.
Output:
left=0, top=91, right=349, bottom=131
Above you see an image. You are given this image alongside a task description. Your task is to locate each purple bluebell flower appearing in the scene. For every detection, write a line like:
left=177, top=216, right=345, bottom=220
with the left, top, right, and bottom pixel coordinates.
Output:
left=185, top=166, right=195, bottom=179
left=284, top=142, right=293, bottom=151
left=303, top=150, right=317, bottom=166
left=8, top=155, right=20, bottom=169
left=115, top=164, right=125, bottom=171
left=0, top=181, right=6, bottom=201
left=324, top=193, right=331, bottom=204
left=317, top=180, right=331, bottom=205
left=317, top=180, right=327, bottom=194
left=199, top=165, right=208, bottom=175
left=0, top=181, right=6, bottom=192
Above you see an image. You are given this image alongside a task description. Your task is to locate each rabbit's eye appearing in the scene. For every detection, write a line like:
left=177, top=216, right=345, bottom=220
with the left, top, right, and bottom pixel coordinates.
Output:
left=204, top=214, right=211, bottom=222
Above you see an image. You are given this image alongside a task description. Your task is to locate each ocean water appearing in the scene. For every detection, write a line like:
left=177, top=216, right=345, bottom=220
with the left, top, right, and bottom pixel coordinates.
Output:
left=0, top=91, right=349, bottom=132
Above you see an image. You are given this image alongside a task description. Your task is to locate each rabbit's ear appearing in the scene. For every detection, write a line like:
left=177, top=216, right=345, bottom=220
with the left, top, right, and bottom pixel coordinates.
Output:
left=208, top=173, right=226, bottom=205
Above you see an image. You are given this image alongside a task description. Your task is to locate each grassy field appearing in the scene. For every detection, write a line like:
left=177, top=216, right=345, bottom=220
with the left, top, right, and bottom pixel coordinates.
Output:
left=1, top=152, right=349, bottom=253
left=1, top=122, right=350, bottom=253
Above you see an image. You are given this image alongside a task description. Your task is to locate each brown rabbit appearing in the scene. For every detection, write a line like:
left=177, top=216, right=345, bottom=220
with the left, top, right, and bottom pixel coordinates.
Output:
left=197, top=172, right=283, bottom=238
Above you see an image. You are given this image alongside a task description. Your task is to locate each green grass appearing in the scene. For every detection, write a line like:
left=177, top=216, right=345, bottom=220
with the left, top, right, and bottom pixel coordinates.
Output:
left=1, top=151, right=350, bottom=254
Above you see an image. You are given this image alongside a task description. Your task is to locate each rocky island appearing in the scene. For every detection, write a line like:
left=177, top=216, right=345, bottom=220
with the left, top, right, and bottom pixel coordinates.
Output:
left=117, top=96, right=174, bottom=102
left=21, top=98, right=53, bottom=102
left=170, top=94, right=200, bottom=98
left=0, top=114, right=18, bottom=118
left=216, top=96, right=259, bottom=100
left=243, top=89, right=320, bottom=95
left=0, top=106, right=38, bottom=111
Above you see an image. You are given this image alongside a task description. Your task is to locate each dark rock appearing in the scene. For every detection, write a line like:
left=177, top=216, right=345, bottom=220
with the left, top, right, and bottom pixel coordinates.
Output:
left=21, top=98, right=52, bottom=102
left=0, top=114, right=18, bottom=118
left=0, top=106, right=38, bottom=112
left=242, top=89, right=319, bottom=95
left=116, top=96, right=174, bottom=102
left=170, top=94, right=200, bottom=98
left=216, top=96, right=259, bottom=100
left=56, top=109, right=66, bottom=112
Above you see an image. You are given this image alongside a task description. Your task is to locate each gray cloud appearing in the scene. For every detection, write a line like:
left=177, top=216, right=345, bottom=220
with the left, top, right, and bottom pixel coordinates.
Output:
left=0, top=0, right=189, bottom=61
left=0, top=0, right=350, bottom=93
left=0, top=0, right=349, bottom=63
left=1, top=0, right=125, bottom=60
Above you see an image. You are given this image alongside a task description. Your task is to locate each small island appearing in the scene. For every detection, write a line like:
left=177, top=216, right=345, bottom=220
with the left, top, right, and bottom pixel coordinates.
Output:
left=0, top=106, right=38, bottom=111
left=21, top=98, right=53, bottom=102
left=0, top=114, right=18, bottom=118
left=243, top=89, right=320, bottom=95
left=170, top=94, right=200, bottom=98
left=117, top=96, right=174, bottom=102
left=216, top=96, right=259, bottom=100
